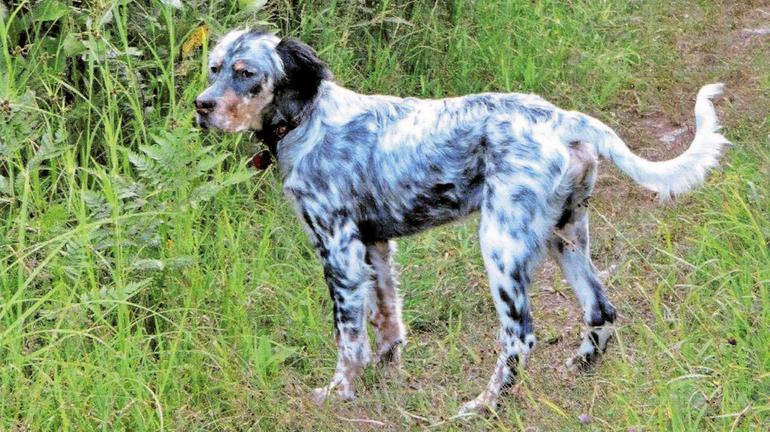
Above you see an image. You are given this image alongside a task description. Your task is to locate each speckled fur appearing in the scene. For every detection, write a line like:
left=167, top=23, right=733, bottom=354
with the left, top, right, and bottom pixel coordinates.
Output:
left=195, top=29, right=729, bottom=415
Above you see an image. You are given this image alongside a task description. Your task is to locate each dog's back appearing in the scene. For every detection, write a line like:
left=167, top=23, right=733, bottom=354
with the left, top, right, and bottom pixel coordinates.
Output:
left=280, top=83, right=580, bottom=241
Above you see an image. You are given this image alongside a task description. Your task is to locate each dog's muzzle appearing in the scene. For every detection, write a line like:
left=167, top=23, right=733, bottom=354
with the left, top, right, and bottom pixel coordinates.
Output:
left=194, top=114, right=210, bottom=129
left=194, top=98, right=216, bottom=129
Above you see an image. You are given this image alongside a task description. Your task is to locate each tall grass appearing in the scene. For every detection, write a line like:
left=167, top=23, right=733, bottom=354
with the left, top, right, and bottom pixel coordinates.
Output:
left=592, top=126, right=770, bottom=430
left=1, top=0, right=767, bottom=430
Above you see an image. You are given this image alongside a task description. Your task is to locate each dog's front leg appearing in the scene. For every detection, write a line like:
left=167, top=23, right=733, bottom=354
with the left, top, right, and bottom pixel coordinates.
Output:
left=310, top=220, right=373, bottom=404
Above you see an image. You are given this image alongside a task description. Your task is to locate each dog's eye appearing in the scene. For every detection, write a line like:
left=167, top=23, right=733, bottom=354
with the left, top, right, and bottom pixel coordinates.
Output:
left=238, top=69, right=256, bottom=78
left=210, top=65, right=221, bottom=74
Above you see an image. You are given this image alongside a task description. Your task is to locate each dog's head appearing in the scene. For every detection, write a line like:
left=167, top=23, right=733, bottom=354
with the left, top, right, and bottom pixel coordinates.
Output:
left=195, top=29, right=331, bottom=133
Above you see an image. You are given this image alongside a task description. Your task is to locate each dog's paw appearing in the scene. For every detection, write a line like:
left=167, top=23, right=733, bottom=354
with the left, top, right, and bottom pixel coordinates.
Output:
left=311, top=382, right=356, bottom=405
left=565, top=351, right=600, bottom=372
left=566, top=325, right=614, bottom=372
left=377, top=338, right=404, bottom=366
left=311, top=386, right=332, bottom=406
left=458, top=392, right=498, bottom=416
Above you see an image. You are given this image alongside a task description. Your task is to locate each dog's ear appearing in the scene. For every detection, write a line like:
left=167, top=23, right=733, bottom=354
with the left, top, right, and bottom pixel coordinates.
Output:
left=275, top=38, right=331, bottom=105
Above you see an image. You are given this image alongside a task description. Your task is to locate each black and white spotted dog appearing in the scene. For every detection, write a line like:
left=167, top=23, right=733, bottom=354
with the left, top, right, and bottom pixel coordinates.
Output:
left=195, top=29, right=728, bottom=414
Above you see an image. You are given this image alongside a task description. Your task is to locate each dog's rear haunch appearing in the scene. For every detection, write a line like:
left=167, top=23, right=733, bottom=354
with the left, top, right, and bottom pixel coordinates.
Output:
left=195, top=29, right=728, bottom=415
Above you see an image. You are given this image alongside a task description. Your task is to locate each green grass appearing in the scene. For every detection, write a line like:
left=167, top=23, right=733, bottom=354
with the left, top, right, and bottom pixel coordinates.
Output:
left=1, top=0, right=768, bottom=430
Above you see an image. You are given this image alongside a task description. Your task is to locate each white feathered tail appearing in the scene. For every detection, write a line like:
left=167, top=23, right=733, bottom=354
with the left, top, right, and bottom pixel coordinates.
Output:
left=565, top=83, right=729, bottom=199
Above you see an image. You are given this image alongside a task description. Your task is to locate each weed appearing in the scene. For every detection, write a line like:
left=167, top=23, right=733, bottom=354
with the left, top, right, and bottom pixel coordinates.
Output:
left=1, top=1, right=767, bottom=430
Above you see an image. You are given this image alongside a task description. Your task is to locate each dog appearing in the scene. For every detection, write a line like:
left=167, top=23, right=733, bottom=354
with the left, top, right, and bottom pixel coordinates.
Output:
left=195, top=29, right=728, bottom=414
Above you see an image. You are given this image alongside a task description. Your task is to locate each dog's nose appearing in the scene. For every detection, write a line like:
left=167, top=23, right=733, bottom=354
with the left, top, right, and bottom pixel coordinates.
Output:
left=195, top=98, right=216, bottom=114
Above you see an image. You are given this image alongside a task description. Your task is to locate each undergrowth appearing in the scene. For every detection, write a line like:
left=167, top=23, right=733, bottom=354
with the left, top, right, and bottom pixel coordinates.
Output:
left=1, top=1, right=767, bottom=430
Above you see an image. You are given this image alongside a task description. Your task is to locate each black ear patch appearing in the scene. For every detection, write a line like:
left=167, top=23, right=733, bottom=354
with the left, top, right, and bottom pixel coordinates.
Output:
left=274, top=38, right=332, bottom=123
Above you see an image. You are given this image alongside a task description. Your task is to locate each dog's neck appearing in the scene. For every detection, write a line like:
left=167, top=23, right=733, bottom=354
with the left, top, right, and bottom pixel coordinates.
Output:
left=253, top=116, right=292, bottom=157
left=254, top=80, right=329, bottom=159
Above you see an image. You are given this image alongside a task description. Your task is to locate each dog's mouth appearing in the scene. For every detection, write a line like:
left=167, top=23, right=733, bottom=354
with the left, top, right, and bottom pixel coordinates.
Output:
left=195, top=114, right=253, bottom=133
left=195, top=114, right=210, bottom=130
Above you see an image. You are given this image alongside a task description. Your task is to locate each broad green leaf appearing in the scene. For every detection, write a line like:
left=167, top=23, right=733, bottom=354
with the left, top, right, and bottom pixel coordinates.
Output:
left=195, top=153, right=229, bottom=174
left=222, top=170, right=256, bottom=187
left=128, top=151, right=155, bottom=173
left=132, top=259, right=165, bottom=271
left=190, top=183, right=223, bottom=203
left=0, top=175, right=11, bottom=196
left=239, top=0, right=267, bottom=12
left=32, top=0, right=70, bottom=22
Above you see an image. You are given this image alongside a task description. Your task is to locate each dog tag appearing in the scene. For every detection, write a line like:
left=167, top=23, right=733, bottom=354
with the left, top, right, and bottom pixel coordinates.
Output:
left=251, top=149, right=272, bottom=169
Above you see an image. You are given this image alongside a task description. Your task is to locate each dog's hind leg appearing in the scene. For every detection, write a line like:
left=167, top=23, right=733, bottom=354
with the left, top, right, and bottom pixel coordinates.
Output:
left=459, top=175, right=557, bottom=415
left=365, top=241, right=406, bottom=366
left=547, top=199, right=617, bottom=370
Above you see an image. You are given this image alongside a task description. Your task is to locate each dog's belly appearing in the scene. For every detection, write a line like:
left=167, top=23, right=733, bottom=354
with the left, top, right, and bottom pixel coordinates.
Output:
left=357, top=175, right=484, bottom=243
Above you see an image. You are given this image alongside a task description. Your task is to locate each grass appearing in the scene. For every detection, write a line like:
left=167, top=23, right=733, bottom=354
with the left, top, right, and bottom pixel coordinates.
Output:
left=1, top=0, right=768, bottom=430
